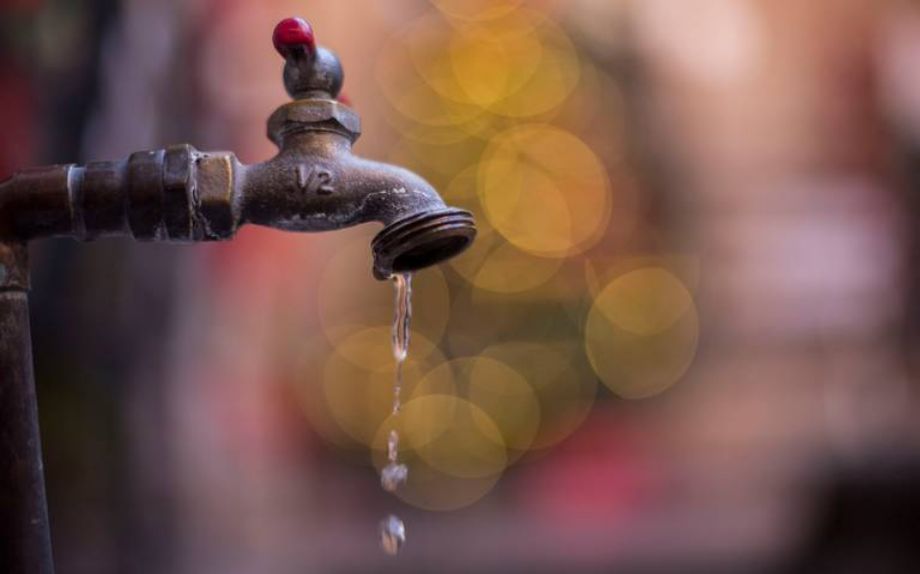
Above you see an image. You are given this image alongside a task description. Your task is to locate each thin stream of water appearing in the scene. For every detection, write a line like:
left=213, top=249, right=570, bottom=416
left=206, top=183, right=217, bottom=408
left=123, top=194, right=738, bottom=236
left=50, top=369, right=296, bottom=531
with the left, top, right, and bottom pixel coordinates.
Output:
left=378, top=272, right=413, bottom=556
left=391, top=272, right=412, bottom=415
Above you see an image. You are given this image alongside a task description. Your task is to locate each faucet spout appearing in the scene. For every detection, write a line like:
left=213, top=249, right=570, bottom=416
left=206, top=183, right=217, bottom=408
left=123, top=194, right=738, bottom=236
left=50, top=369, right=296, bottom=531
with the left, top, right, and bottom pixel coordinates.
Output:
left=259, top=16, right=476, bottom=278
left=347, top=156, right=475, bottom=280
left=237, top=15, right=476, bottom=279
left=241, top=119, right=474, bottom=279
left=370, top=205, right=475, bottom=280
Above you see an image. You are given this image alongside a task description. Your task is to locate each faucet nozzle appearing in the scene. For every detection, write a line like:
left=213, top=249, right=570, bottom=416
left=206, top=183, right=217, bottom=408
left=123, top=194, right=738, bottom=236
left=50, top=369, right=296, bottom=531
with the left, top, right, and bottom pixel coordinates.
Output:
left=371, top=208, right=475, bottom=280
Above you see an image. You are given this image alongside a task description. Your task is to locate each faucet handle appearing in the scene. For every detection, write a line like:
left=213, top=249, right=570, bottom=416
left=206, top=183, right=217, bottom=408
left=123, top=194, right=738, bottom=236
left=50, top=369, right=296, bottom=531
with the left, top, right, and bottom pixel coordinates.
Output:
left=273, top=17, right=316, bottom=57
left=273, top=17, right=344, bottom=101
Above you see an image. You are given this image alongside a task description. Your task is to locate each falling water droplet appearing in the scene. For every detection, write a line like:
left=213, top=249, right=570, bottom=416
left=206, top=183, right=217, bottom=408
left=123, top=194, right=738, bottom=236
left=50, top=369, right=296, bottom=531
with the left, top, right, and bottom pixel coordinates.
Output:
left=379, top=514, right=406, bottom=556
left=387, top=428, right=399, bottom=462
left=391, top=273, right=412, bottom=409
left=375, top=273, right=413, bottom=554
left=380, top=462, right=408, bottom=492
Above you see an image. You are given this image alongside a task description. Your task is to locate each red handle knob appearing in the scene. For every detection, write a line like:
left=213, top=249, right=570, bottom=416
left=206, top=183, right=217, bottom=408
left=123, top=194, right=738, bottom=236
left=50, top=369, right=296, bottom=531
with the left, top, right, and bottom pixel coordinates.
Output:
left=272, top=17, right=316, bottom=57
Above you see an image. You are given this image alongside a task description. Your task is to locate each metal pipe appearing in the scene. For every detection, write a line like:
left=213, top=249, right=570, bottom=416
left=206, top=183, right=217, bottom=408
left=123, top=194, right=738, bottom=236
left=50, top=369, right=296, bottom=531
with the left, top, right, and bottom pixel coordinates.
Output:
left=0, top=243, right=53, bottom=574
left=0, top=125, right=476, bottom=279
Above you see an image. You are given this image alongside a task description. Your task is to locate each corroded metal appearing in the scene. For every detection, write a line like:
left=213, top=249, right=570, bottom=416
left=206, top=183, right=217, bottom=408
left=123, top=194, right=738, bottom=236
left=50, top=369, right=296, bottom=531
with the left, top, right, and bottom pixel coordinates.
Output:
left=0, top=122, right=476, bottom=277
left=0, top=76, right=475, bottom=277
left=0, top=242, right=52, bottom=574
left=0, top=16, right=475, bottom=574
left=0, top=242, right=28, bottom=291
left=267, top=99, right=361, bottom=145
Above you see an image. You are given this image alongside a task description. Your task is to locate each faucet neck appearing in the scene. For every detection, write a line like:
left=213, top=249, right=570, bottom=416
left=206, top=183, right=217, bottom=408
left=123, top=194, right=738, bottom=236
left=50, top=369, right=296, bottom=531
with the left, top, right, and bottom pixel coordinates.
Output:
left=267, top=99, right=361, bottom=149
left=279, top=130, right=353, bottom=156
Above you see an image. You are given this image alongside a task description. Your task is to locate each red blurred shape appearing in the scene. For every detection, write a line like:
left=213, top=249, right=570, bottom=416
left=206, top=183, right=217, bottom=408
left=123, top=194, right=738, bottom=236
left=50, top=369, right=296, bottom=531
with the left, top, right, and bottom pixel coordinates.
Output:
left=517, top=409, right=658, bottom=526
left=0, top=0, right=42, bottom=10
left=0, top=64, right=36, bottom=180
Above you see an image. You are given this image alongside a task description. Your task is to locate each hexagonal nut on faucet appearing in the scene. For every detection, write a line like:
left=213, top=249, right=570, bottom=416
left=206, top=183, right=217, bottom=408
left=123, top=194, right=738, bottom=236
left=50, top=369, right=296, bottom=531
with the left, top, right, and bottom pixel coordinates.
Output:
left=267, top=99, right=361, bottom=148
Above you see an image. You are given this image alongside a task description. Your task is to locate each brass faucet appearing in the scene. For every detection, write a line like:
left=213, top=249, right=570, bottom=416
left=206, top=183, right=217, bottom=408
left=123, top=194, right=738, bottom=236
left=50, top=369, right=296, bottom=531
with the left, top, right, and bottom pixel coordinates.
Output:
left=0, top=17, right=475, bottom=279
left=0, top=17, right=475, bottom=573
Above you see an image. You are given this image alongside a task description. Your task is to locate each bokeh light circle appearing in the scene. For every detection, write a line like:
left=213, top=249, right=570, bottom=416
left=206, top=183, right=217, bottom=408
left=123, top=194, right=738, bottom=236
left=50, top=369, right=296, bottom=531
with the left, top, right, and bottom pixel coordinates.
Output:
left=447, top=20, right=544, bottom=107
left=317, top=230, right=450, bottom=348
left=585, top=268, right=700, bottom=399
left=381, top=10, right=579, bottom=121
left=375, top=452, right=503, bottom=512
left=321, top=328, right=446, bottom=447
left=372, top=394, right=507, bottom=510
left=480, top=341, right=597, bottom=449
left=445, top=166, right=565, bottom=293
left=418, top=357, right=541, bottom=455
left=478, top=124, right=611, bottom=258
left=428, top=0, right=524, bottom=22
left=486, top=14, right=582, bottom=118
left=596, top=267, right=694, bottom=336
left=375, top=24, right=483, bottom=127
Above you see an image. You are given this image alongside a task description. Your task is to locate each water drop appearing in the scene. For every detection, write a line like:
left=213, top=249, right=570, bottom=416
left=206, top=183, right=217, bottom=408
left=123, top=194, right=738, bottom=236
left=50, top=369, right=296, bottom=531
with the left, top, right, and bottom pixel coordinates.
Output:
left=391, top=273, right=412, bottom=415
left=380, top=462, right=408, bottom=492
left=379, top=514, right=406, bottom=556
left=392, top=273, right=412, bottom=367
left=387, top=428, right=399, bottom=462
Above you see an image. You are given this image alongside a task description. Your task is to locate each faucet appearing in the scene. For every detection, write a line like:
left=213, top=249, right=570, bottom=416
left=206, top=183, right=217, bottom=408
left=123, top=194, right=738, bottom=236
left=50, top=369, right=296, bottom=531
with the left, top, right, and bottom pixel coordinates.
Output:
left=0, top=17, right=475, bottom=279
left=0, top=17, right=475, bottom=573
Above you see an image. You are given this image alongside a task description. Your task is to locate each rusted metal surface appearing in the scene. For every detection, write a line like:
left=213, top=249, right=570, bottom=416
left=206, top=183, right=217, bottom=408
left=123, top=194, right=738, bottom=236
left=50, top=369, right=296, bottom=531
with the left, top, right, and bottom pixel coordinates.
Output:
left=0, top=242, right=53, bottom=574
left=0, top=16, right=476, bottom=573
left=0, top=242, right=28, bottom=291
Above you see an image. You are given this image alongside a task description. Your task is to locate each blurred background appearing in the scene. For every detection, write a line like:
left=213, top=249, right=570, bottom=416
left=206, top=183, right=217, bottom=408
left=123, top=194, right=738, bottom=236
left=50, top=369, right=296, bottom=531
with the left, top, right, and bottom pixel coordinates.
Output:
left=4, top=0, right=920, bottom=572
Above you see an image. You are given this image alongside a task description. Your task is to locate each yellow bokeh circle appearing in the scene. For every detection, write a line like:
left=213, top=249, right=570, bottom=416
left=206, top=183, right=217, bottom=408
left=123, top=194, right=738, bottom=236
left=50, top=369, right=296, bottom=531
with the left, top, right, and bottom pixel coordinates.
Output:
left=486, top=14, right=581, bottom=118
left=446, top=166, right=564, bottom=293
left=401, top=11, right=545, bottom=111
left=480, top=341, right=596, bottom=449
left=381, top=10, right=578, bottom=120
left=595, top=267, right=694, bottom=336
left=321, top=328, right=447, bottom=447
left=428, top=0, right=524, bottom=22
left=375, top=24, right=483, bottom=127
left=317, top=229, right=451, bottom=349
left=418, top=357, right=541, bottom=454
left=372, top=394, right=507, bottom=510
left=478, top=124, right=611, bottom=258
left=585, top=268, right=699, bottom=399
left=375, top=450, right=502, bottom=512
left=447, top=20, right=544, bottom=107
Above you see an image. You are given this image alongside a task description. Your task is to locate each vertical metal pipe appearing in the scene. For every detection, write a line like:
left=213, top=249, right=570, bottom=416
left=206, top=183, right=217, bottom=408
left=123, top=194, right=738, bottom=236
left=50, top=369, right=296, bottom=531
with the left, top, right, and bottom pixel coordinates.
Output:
left=0, top=242, right=54, bottom=574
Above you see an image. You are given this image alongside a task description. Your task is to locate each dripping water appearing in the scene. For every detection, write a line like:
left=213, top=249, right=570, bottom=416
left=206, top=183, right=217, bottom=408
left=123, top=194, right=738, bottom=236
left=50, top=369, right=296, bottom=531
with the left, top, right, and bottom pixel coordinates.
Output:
left=379, top=514, right=406, bottom=556
left=378, top=272, right=412, bottom=555
left=391, top=272, right=412, bottom=415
